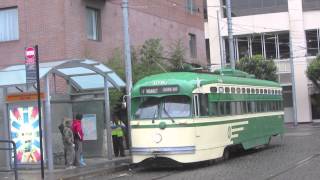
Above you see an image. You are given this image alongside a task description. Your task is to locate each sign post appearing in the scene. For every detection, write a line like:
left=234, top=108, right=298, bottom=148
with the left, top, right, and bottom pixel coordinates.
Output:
left=25, top=45, right=45, bottom=180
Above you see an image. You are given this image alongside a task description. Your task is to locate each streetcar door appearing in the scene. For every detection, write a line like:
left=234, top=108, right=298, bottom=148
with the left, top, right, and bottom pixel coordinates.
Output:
left=193, top=94, right=200, bottom=138
left=193, top=94, right=200, bottom=118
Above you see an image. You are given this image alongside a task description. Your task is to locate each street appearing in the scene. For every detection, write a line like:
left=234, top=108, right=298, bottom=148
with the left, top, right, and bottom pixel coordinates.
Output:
left=91, top=124, right=320, bottom=180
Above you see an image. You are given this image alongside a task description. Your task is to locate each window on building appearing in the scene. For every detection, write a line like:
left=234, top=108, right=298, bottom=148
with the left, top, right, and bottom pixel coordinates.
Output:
left=222, top=0, right=288, bottom=17
left=265, top=34, right=277, bottom=59
left=278, top=33, right=290, bottom=59
left=306, top=30, right=319, bottom=56
left=0, top=7, right=19, bottom=42
left=189, top=33, right=197, bottom=58
left=237, top=37, right=250, bottom=59
left=205, top=39, right=211, bottom=63
left=303, top=0, right=320, bottom=11
left=186, top=0, right=198, bottom=14
left=86, top=7, right=101, bottom=41
left=252, top=35, right=263, bottom=56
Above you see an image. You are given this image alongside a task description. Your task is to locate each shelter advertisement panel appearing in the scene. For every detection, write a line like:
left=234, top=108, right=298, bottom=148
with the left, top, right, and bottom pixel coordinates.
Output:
left=9, top=105, right=43, bottom=164
left=82, top=114, right=97, bottom=141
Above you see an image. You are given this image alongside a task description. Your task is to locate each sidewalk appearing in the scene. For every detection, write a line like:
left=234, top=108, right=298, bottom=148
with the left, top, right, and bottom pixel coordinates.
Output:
left=1, top=156, right=131, bottom=180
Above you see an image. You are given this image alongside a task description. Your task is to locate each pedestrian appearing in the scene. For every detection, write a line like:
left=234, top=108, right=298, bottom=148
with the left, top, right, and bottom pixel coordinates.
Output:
left=111, top=115, right=126, bottom=157
left=72, top=113, right=85, bottom=166
left=63, top=119, right=75, bottom=169
left=58, top=117, right=70, bottom=166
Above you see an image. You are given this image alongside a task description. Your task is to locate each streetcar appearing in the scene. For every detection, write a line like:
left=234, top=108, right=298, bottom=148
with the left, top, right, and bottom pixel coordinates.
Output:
left=130, top=69, right=284, bottom=164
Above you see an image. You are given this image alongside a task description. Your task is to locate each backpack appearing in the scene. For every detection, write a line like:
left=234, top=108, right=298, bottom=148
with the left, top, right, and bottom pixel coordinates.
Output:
left=58, top=123, right=65, bottom=137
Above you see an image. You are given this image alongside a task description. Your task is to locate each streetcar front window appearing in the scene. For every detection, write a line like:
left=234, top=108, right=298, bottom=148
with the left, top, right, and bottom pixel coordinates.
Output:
left=161, top=96, right=191, bottom=118
left=135, top=97, right=160, bottom=119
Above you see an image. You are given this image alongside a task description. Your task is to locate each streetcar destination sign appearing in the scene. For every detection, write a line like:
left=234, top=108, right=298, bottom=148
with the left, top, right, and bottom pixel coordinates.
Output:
left=140, top=85, right=179, bottom=95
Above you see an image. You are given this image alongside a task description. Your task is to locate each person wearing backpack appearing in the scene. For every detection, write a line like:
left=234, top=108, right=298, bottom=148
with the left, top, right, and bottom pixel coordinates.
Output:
left=63, top=119, right=75, bottom=169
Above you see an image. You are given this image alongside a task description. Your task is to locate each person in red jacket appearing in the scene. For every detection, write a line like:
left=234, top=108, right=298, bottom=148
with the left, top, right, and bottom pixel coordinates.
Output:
left=72, top=113, right=84, bottom=166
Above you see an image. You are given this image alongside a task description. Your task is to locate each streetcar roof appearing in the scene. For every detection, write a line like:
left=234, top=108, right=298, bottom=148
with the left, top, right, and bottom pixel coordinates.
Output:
left=132, top=72, right=280, bottom=98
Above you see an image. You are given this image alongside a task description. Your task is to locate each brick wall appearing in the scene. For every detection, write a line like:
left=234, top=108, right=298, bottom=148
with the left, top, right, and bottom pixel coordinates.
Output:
left=0, top=0, right=206, bottom=67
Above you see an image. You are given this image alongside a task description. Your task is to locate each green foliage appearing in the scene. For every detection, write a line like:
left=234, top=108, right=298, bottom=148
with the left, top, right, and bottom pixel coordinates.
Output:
left=106, top=39, right=169, bottom=112
left=307, top=56, right=320, bottom=89
left=105, top=49, right=125, bottom=112
left=236, top=55, right=277, bottom=81
left=168, top=39, right=186, bottom=70
left=133, top=38, right=168, bottom=82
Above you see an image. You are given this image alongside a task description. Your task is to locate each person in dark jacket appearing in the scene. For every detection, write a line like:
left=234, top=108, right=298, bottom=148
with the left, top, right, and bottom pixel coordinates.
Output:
left=111, top=115, right=126, bottom=157
left=63, top=119, right=75, bottom=169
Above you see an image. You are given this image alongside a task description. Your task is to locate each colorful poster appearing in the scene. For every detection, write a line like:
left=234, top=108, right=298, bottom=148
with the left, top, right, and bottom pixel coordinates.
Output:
left=82, top=114, right=97, bottom=141
left=9, top=105, right=42, bottom=164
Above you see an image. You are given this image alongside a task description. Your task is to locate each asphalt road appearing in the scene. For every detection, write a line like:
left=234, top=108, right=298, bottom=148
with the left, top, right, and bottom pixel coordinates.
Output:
left=93, top=124, right=320, bottom=180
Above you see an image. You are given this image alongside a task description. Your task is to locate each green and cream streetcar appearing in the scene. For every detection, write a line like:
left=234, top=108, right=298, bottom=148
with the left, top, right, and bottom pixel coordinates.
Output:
left=130, top=69, right=284, bottom=164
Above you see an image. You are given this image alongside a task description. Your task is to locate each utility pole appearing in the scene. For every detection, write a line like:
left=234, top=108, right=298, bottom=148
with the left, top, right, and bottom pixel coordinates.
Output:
left=122, top=0, right=133, bottom=150
left=289, top=39, right=298, bottom=126
left=217, top=10, right=224, bottom=68
left=226, top=0, right=235, bottom=70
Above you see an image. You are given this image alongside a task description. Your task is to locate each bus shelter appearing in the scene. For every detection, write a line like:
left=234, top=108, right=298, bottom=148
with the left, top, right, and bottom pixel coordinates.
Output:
left=0, top=59, right=125, bottom=171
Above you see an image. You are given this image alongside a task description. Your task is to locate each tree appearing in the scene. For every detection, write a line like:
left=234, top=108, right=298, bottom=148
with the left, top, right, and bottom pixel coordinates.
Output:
left=168, top=39, right=186, bottom=70
left=106, top=39, right=168, bottom=112
left=236, top=55, right=277, bottom=81
left=133, top=38, right=168, bottom=82
left=105, top=49, right=125, bottom=113
left=306, top=55, right=320, bottom=90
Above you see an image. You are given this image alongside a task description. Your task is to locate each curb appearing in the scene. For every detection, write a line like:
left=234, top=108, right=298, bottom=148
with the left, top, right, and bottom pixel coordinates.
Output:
left=61, top=163, right=130, bottom=180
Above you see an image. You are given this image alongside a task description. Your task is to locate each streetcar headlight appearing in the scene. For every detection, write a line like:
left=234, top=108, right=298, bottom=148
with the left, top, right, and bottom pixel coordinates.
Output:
left=152, top=133, right=162, bottom=143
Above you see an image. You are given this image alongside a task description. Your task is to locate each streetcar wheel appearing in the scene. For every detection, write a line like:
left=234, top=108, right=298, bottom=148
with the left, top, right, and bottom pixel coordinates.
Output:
left=223, top=148, right=230, bottom=160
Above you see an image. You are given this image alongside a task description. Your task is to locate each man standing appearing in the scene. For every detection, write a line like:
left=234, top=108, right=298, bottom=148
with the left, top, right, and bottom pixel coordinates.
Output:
left=111, top=115, right=126, bottom=157
left=72, top=113, right=84, bottom=166
left=63, top=119, right=75, bottom=169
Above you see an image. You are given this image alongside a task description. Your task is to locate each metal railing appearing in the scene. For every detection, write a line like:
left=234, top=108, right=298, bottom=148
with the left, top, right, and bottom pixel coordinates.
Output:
left=0, top=140, right=18, bottom=180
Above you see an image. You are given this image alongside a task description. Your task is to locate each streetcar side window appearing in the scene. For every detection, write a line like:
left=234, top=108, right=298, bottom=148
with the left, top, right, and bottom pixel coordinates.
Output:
left=199, top=94, right=209, bottom=116
left=209, top=102, right=219, bottom=116
left=225, top=102, right=231, bottom=115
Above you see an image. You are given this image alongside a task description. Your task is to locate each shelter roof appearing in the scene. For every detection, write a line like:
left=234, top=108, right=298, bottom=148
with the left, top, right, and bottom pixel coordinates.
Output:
left=0, top=59, right=125, bottom=90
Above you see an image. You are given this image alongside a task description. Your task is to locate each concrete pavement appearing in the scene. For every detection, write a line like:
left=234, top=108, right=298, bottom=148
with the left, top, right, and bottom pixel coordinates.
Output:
left=0, top=156, right=131, bottom=180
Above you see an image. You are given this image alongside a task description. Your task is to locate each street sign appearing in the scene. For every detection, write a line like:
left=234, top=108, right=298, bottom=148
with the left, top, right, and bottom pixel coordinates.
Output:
left=25, top=47, right=37, bottom=84
left=25, top=47, right=35, bottom=60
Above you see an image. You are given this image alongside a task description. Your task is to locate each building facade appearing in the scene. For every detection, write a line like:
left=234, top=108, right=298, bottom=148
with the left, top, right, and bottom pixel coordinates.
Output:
left=0, top=0, right=206, bottom=168
left=205, top=0, right=320, bottom=123
left=0, top=0, right=206, bottom=67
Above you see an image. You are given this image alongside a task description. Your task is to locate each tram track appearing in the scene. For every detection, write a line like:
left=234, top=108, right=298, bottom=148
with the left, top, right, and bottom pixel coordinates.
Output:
left=265, top=153, right=320, bottom=180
